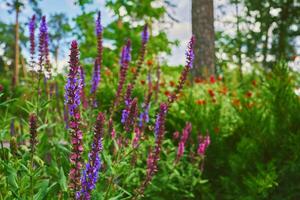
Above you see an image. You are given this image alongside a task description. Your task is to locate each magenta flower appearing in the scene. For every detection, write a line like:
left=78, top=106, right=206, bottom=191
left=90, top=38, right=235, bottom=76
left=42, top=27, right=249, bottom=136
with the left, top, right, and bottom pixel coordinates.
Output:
left=175, top=122, right=192, bottom=163
left=65, top=40, right=83, bottom=195
left=197, top=134, right=210, bottom=156
left=123, top=98, right=138, bottom=133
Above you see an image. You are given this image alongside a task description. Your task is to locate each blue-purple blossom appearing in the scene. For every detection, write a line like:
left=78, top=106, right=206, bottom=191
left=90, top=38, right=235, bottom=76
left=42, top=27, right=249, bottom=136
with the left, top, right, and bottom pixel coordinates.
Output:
left=142, top=24, right=149, bottom=44
left=78, top=112, right=105, bottom=200
left=29, top=15, right=36, bottom=65
left=38, top=16, right=50, bottom=75
left=139, top=103, right=150, bottom=127
left=185, top=35, right=195, bottom=69
left=90, top=59, right=100, bottom=95
left=95, top=11, right=103, bottom=36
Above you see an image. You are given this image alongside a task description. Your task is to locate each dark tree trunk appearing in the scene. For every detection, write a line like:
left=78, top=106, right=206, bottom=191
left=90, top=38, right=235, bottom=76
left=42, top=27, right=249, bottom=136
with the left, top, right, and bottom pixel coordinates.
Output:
left=192, top=0, right=215, bottom=78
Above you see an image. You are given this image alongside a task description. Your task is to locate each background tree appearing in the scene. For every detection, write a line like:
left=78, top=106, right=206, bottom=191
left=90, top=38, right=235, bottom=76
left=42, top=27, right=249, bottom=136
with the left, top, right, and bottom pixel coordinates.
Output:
left=192, top=0, right=215, bottom=78
left=48, top=13, right=71, bottom=69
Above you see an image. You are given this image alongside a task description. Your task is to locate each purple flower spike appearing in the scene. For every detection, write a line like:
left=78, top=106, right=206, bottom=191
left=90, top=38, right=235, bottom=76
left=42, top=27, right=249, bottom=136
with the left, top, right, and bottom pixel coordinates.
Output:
left=137, top=103, right=168, bottom=196
left=168, top=36, right=195, bottom=106
left=78, top=112, right=105, bottom=200
left=142, top=24, right=149, bottom=44
left=185, top=35, right=195, bottom=69
left=90, top=59, right=100, bottom=94
left=29, top=15, right=36, bottom=68
left=65, top=41, right=83, bottom=196
left=38, top=16, right=51, bottom=76
left=95, top=11, right=103, bottom=36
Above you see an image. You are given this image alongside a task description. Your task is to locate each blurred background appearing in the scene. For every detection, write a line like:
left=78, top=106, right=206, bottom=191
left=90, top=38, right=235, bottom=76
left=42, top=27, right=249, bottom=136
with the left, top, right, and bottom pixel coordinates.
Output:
left=0, top=0, right=299, bottom=81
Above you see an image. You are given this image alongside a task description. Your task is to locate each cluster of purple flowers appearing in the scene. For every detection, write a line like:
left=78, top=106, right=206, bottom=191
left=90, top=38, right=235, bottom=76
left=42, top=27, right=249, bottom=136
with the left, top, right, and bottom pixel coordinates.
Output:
left=168, top=36, right=195, bottom=106
left=176, top=123, right=192, bottom=163
left=78, top=112, right=105, bottom=200
left=38, top=16, right=50, bottom=76
left=137, top=103, right=168, bottom=195
left=29, top=15, right=36, bottom=68
left=90, top=59, right=101, bottom=107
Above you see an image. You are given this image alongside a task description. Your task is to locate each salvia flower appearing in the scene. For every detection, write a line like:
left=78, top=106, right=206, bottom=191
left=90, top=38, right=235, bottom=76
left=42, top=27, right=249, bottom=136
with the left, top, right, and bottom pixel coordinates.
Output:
left=121, top=84, right=133, bottom=124
left=197, top=134, right=210, bottom=156
left=112, top=40, right=131, bottom=111
left=137, top=103, right=168, bottom=196
left=127, top=25, right=149, bottom=92
left=79, top=66, right=88, bottom=109
left=175, top=122, right=192, bottom=163
left=132, top=127, right=141, bottom=148
left=29, top=15, right=36, bottom=68
left=90, top=59, right=101, bottom=107
left=168, top=36, right=195, bottom=106
left=95, top=11, right=103, bottom=38
left=29, top=113, right=37, bottom=154
left=124, top=98, right=138, bottom=133
left=38, top=16, right=51, bottom=76
left=65, top=41, right=83, bottom=195
left=78, top=112, right=105, bottom=200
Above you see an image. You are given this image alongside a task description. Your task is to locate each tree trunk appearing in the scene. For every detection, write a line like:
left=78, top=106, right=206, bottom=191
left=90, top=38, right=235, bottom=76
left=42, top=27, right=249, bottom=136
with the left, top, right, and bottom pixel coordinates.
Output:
left=192, top=0, right=215, bottom=78
left=13, top=8, right=20, bottom=87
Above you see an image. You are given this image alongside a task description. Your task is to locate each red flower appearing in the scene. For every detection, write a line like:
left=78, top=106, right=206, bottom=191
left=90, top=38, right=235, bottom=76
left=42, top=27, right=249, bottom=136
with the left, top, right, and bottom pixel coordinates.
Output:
left=208, top=89, right=215, bottom=97
left=252, top=80, right=257, bottom=87
left=219, top=86, right=228, bottom=95
left=232, top=98, right=241, bottom=107
left=195, top=99, right=206, bottom=105
left=217, top=75, right=222, bottom=81
left=245, top=91, right=252, bottom=98
left=164, top=90, right=171, bottom=97
left=130, top=67, right=137, bottom=74
left=140, top=80, right=146, bottom=85
left=210, top=75, right=216, bottom=84
left=194, top=77, right=203, bottom=84
left=169, top=81, right=175, bottom=87
left=147, top=59, right=154, bottom=66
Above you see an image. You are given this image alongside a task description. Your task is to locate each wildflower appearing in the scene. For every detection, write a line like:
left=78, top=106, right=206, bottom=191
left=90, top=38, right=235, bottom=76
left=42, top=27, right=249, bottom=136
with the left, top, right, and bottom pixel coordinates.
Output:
left=113, top=40, right=131, bottom=110
left=196, top=99, right=206, bottom=105
left=147, top=59, right=153, bottom=66
left=121, top=84, right=133, bottom=125
left=194, top=77, right=203, bottom=84
left=197, top=134, right=210, bottom=156
left=124, top=98, right=138, bottom=133
left=168, top=36, right=195, bottom=106
left=245, top=91, right=253, bottom=98
left=169, top=81, right=175, bottom=87
left=78, top=112, right=105, bottom=200
left=164, top=90, right=171, bottom=97
left=140, top=80, right=146, bottom=85
left=132, top=127, right=141, bottom=148
left=137, top=103, right=168, bottom=196
left=38, top=16, right=51, bottom=76
left=173, top=131, right=179, bottom=140
left=208, top=89, right=215, bottom=98
left=29, top=113, right=37, bottom=154
left=65, top=41, right=83, bottom=195
left=175, top=123, right=192, bottom=163
left=29, top=15, right=36, bottom=68
left=90, top=59, right=101, bottom=107
left=79, top=66, right=88, bottom=109
left=210, top=75, right=216, bottom=84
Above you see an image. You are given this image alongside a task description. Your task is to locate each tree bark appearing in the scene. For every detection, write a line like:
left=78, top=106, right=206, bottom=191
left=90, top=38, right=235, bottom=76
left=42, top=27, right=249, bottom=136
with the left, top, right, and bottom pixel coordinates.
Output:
left=192, top=0, right=215, bottom=78
left=13, top=7, right=20, bottom=87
